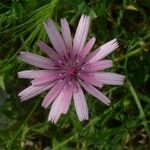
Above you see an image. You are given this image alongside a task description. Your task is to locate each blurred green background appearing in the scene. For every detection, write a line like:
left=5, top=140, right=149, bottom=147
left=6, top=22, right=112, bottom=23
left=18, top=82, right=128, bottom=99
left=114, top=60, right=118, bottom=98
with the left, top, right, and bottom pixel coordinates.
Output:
left=0, top=0, right=150, bottom=149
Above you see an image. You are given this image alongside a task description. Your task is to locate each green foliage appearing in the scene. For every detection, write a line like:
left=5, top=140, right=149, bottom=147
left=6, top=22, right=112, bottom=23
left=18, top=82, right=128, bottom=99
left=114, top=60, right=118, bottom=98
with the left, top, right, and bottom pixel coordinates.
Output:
left=0, top=0, right=150, bottom=149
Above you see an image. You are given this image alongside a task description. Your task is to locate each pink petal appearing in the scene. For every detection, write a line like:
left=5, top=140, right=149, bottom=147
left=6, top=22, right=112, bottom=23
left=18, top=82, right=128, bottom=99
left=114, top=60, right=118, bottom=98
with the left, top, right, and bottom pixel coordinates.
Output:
left=18, top=84, right=53, bottom=101
left=79, top=80, right=110, bottom=105
left=73, top=15, right=90, bottom=52
left=84, top=60, right=113, bottom=71
left=48, top=89, right=64, bottom=123
left=73, top=15, right=84, bottom=51
left=73, top=83, right=89, bottom=121
left=78, top=73, right=103, bottom=88
left=61, top=83, right=73, bottom=114
left=18, top=70, right=52, bottom=79
left=94, top=72, right=125, bottom=85
left=31, top=73, right=62, bottom=86
left=18, top=52, right=53, bottom=69
left=88, top=39, right=118, bottom=63
left=42, top=80, right=66, bottom=108
left=78, top=16, right=90, bottom=52
left=61, top=18, right=72, bottom=50
left=44, top=20, right=67, bottom=55
left=48, top=82, right=73, bottom=123
left=80, top=37, right=96, bottom=58
left=37, top=40, right=60, bottom=61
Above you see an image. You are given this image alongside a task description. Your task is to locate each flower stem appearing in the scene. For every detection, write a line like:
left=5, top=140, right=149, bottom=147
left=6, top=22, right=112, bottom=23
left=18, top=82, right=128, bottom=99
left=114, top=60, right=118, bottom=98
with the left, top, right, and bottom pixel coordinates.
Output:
left=128, top=81, right=150, bottom=139
left=114, top=48, right=141, bottom=62
left=8, top=100, right=40, bottom=149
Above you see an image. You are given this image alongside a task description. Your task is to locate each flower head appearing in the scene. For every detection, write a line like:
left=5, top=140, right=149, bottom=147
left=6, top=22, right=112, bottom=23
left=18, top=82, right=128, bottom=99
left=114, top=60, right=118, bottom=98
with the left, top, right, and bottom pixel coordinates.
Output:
left=18, top=15, right=125, bottom=123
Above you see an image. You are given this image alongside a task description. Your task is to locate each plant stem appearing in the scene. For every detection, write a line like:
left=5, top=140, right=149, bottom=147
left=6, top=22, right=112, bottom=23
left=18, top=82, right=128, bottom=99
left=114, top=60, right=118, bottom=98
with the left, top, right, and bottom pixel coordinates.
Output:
left=128, top=81, right=150, bottom=139
left=114, top=48, right=141, bottom=62
left=7, top=100, right=40, bottom=150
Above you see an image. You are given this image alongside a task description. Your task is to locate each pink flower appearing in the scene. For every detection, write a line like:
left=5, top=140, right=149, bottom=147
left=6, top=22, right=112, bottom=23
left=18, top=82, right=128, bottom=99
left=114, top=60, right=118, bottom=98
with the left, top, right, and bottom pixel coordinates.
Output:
left=18, top=14, right=125, bottom=123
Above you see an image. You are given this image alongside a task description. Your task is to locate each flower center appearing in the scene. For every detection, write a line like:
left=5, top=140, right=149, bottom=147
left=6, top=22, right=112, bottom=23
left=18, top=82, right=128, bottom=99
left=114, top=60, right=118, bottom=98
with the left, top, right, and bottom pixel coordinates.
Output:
left=66, top=66, right=78, bottom=77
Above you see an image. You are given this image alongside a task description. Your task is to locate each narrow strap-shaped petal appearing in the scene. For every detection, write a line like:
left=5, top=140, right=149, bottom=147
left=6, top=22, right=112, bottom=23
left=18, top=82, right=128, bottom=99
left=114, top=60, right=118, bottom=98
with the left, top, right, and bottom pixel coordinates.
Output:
left=79, top=80, right=111, bottom=105
left=88, top=39, right=119, bottom=63
left=18, top=70, right=53, bottom=79
left=48, top=81, right=73, bottom=123
left=73, top=15, right=90, bottom=52
left=42, top=79, right=66, bottom=108
left=48, top=89, right=64, bottom=123
left=78, top=73, right=103, bottom=88
left=31, top=73, right=63, bottom=86
left=94, top=72, right=125, bottom=85
left=44, top=20, right=67, bottom=55
left=80, top=37, right=96, bottom=58
left=37, top=40, right=60, bottom=61
left=73, top=14, right=84, bottom=51
left=73, top=83, right=89, bottom=121
left=18, top=84, right=53, bottom=101
left=61, top=82, right=73, bottom=114
left=78, top=16, right=90, bottom=52
left=61, top=18, right=72, bottom=50
left=18, top=52, right=53, bottom=69
left=83, top=60, right=113, bottom=72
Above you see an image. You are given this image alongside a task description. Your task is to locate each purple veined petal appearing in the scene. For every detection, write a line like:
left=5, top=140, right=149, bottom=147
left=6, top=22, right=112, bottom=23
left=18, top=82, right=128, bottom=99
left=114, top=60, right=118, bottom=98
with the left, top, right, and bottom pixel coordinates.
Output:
left=78, top=73, right=103, bottom=88
left=80, top=37, right=96, bottom=58
left=73, top=15, right=90, bottom=52
left=73, top=83, right=89, bottom=121
left=44, top=20, right=67, bottom=55
left=48, top=81, right=73, bottom=123
left=37, top=40, right=60, bottom=61
left=48, top=89, right=64, bottom=123
left=31, top=73, right=64, bottom=86
left=18, top=70, right=53, bottom=79
left=83, top=60, right=113, bottom=72
left=18, top=52, right=53, bottom=69
left=61, top=18, right=72, bottom=50
left=18, top=84, right=53, bottom=101
left=88, top=39, right=119, bottom=63
left=71, top=79, right=79, bottom=93
left=42, top=79, right=66, bottom=108
left=73, top=15, right=84, bottom=51
left=78, top=16, right=90, bottom=52
left=79, top=80, right=111, bottom=105
left=61, top=82, right=73, bottom=114
left=94, top=72, right=125, bottom=85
